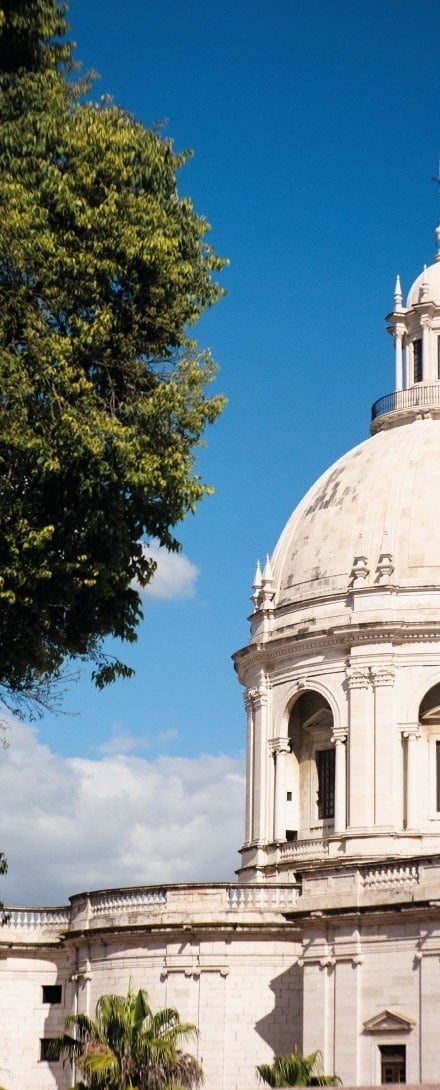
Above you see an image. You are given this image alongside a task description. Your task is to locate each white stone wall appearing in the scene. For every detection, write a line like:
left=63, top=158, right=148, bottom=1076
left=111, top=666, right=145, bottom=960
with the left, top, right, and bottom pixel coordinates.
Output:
left=301, top=912, right=440, bottom=1088
left=0, top=889, right=303, bottom=1090
left=0, top=950, right=71, bottom=1090
left=71, top=929, right=302, bottom=1090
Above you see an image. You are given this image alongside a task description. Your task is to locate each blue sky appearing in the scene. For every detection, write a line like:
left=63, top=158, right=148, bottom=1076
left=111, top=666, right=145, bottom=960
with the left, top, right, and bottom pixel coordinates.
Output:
left=2, top=0, right=440, bottom=904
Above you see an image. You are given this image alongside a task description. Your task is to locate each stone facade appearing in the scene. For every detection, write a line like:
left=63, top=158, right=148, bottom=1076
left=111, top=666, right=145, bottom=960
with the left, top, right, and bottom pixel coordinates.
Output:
left=0, top=886, right=302, bottom=1090
left=4, top=231, right=440, bottom=1089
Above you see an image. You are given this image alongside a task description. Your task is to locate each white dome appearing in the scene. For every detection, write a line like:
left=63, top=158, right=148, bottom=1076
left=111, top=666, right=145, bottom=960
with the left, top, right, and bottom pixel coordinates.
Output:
left=272, top=418, right=440, bottom=608
left=406, top=259, right=440, bottom=306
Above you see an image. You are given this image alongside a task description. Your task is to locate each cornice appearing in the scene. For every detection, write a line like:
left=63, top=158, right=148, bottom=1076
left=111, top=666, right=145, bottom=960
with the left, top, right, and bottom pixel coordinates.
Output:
left=234, top=620, right=440, bottom=671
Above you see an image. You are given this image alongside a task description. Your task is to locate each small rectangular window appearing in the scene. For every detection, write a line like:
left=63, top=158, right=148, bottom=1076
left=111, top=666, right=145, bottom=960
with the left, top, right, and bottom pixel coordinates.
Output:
left=286, top=791, right=292, bottom=801
left=317, top=749, right=335, bottom=820
left=380, top=1044, right=406, bottom=1084
left=42, top=984, right=62, bottom=1004
left=40, top=1039, right=57, bottom=1062
left=413, top=339, right=422, bottom=383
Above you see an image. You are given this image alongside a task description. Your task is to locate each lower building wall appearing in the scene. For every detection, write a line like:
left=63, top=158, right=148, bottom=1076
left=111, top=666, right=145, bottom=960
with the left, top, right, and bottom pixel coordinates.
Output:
left=0, top=924, right=303, bottom=1090
left=0, top=950, right=71, bottom=1090
left=69, top=929, right=303, bottom=1090
left=302, top=912, right=440, bottom=1087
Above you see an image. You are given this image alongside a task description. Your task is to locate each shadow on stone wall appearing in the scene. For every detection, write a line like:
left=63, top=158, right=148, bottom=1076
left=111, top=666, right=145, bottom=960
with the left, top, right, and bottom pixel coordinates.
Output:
left=255, top=962, right=303, bottom=1057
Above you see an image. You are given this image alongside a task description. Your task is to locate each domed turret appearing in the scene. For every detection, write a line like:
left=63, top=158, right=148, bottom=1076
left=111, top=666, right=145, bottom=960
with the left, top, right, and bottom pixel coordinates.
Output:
left=372, top=224, right=440, bottom=430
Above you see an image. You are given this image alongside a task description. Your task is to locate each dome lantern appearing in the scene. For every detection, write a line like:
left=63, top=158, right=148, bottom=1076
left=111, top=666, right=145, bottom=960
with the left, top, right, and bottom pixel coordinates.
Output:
left=373, top=224, right=440, bottom=433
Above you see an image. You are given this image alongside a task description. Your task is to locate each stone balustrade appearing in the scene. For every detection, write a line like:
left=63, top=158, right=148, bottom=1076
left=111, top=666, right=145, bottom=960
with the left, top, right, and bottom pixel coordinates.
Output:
left=0, top=882, right=299, bottom=943
left=279, top=838, right=330, bottom=860
left=362, top=863, right=419, bottom=889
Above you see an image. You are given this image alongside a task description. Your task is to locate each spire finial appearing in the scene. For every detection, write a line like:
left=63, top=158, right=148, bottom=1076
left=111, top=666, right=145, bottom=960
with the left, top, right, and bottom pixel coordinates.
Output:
left=432, top=161, right=440, bottom=261
left=394, top=274, right=402, bottom=309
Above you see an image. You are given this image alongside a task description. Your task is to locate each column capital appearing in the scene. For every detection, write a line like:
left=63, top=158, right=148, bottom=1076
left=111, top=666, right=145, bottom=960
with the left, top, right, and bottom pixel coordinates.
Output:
left=245, top=684, right=268, bottom=710
left=345, top=665, right=370, bottom=690
left=370, top=664, right=395, bottom=687
left=331, top=730, right=347, bottom=745
left=401, top=724, right=421, bottom=740
left=269, top=736, right=290, bottom=755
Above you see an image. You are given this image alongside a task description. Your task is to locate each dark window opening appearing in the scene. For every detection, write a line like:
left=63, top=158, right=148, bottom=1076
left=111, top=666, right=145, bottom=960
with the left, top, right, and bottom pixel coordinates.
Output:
left=286, top=791, right=292, bottom=801
left=42, top=984, right=62, bottom=1004
left=317, top=748, right=335, bottom=819
left=437, top=336, right=440, bottom=379
left=285, top=829, right=297, bottom=841
left=413, top=339, right=422, bottom=383
left=40, top=1039, right=58, bottom=1062
left=380, top=1045, right=406, bottom=1084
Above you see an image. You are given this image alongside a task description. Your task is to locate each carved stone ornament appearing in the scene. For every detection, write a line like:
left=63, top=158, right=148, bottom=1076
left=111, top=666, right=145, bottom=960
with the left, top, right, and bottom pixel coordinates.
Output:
left=331, top=730, right=348, bottom=745
left=363, top=1009, right=415, bottom=1034
left=370, top=665, right=395, bottom=687
left=269, top=736, right=291, bottom=755
left=252, top=684, right=268, bottom=709
left=350, top=555, right=370, bottom=587
left=376, top=551, right=394, bottom=584
left=345, top=666, right=370, bottom=690
left=244, top=689, right=254, bottom=712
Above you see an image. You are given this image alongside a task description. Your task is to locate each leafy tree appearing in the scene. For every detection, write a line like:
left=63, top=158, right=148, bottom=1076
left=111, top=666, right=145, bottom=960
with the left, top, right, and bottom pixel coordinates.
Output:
left=49, top=985, right=203, bottom=1090
left=0, top=0, right=225, bottom=710
left=257, top=1049, right=341, bottom=1087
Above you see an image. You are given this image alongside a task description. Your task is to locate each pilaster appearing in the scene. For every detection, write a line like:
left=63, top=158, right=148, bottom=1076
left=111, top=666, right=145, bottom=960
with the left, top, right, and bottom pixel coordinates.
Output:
left=270, top=737, right=291, bottom=843
left=346, top=666, right=372, bottom=828
left=371, top=664, right=396, bottom=826
left=402, top=725, right=421, bottom=830
left=331, top=730, right=347, bottom=833
left=248, top=677, right=270, bottom=843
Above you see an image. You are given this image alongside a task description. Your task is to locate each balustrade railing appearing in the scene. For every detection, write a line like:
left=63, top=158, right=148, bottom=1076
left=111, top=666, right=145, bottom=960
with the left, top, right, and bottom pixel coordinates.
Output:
left=227, top=885, right=298, bottom=910
left=90, top=889, right=167, bottom=915
left=5, top=907, right=70, bottom=930
left=362, top=863, right=419, bottom=889
left=279, top=838, right=329, bottom=860
left=371, top=384, right=440, bottom=421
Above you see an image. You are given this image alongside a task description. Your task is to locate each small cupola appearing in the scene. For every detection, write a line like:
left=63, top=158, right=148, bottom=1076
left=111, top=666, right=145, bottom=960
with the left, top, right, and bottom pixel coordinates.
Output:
left=372, top=224, right=440, bottom=433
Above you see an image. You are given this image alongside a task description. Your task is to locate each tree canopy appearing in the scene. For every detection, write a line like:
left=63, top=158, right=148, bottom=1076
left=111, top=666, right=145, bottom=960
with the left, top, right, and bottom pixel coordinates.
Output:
left=0, top=0, right=226, bottom=709
left=257, top=1050, right=341, bottom=1087
left=49, top=985, right=203, bottom=1090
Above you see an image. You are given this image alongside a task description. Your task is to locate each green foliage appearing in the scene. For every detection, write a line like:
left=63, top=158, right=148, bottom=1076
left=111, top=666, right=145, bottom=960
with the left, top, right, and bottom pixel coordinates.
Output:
left=0, top=0, right=226, bottom=707
left=257, top=1049, right=341, bottom=1087
left=49, top=985, right=204, bottom=1089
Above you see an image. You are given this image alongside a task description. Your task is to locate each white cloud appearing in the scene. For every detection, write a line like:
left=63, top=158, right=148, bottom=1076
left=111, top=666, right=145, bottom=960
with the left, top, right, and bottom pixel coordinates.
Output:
left=137, top=542, right=199, bottom=601
left=0, top=722, right=244, bottom=906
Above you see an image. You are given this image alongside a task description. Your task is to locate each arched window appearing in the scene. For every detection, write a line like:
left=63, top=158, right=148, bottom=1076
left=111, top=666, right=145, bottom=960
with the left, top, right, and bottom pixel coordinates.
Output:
left=288, top=690, right=335, bottom=838
left=419, top=684, right=440, bottom=814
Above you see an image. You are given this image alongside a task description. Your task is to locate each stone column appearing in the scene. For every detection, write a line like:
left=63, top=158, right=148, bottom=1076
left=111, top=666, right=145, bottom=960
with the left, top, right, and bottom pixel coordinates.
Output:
left=272, top=737, right=290, bottom=842
left=331, top=731, right=347, bottom=833
left=422, top=317, right=431, bottom=381
left=345, top=666, right=372, bottom=828
left=243, top=690, right=254, bottom=845
left=250, top=677, right=269, bottom=843
left=403, top=726, right=421, bottom=830
left=371, top=664, right=395, bottom=827
left=394, top=328, right=404, bottom=391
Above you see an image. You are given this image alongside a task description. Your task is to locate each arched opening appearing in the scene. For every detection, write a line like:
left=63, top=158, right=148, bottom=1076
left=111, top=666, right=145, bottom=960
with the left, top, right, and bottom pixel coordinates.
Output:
left=287, top=690, right=335, bottom=840
left=419, top=683, right=440, bottom=816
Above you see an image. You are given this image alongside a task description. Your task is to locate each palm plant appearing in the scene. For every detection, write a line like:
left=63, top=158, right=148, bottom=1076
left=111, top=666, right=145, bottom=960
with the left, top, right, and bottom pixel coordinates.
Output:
left=257, top=1049, right=341, bottom=1087
left=49, top=986, right=203, bottom=1090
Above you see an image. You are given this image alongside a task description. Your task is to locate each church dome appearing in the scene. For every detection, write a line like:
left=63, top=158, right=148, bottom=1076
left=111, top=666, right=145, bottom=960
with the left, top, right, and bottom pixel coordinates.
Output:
left=271, top=417, right=440, bottom=609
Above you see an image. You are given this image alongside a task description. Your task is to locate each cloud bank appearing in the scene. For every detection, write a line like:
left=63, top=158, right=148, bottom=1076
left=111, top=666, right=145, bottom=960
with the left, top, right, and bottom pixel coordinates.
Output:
left=0, top=722, right=244, bottom=906
left=138, top=543, right=199, bottom=601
